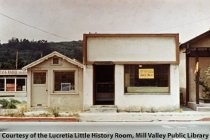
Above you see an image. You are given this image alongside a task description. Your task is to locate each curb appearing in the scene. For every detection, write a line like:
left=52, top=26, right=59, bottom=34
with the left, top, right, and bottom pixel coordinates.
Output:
left=0, top=117, right=79, bottom=122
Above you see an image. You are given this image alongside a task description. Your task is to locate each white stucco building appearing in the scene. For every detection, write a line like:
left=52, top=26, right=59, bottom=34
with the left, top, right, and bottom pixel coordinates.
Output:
left=83, top=33, right=180, bottom=111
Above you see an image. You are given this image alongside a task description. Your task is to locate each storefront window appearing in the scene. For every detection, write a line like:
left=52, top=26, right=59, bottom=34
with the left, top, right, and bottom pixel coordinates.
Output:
left=0, top=77, right=26, bottom=93
left=16, top=79, right=26, bottom=91
left=124, top=64, right=170, bottom=93
left=33, top=72, right=46, bottom=84
left=6, top=79, right=15, bottom=91
left=0, top=79, right=5, bottom=91
left=54, top=71, right=75, bottom=91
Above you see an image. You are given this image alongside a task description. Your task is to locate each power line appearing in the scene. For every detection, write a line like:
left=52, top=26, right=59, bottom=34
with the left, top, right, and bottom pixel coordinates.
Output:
left=0, top=12, right=69, bottom=40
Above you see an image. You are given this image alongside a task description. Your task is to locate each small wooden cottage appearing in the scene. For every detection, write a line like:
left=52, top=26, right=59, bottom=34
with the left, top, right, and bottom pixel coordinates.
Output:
left=22, top=51, right=83, bottom=111
left=83, top=33, right=180, bottom=111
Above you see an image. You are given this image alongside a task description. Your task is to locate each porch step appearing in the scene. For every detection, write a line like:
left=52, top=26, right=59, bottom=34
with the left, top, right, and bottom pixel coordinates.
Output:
left=197, top=107, right=210, bottom=112
left=89, top=105, right=117, bottom=113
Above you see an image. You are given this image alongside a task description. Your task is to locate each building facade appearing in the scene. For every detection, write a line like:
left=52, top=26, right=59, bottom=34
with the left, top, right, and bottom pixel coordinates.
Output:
left=23, top=51, right=83, bottom=111
left=0, top=70, right=27, bottom=101
left=83, top=34, right=180, bottom=111
left=180, top=30, right=210, bottom=109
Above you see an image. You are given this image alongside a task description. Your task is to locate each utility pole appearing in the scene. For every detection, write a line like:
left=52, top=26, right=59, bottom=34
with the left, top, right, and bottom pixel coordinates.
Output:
left=15, top=50, right=18, bottom=69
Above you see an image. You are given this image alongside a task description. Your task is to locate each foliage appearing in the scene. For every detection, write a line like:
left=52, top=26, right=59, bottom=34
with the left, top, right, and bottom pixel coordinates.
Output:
left=0, top=99, right=21, bottom=109
left=49, top=107, right=60, bottom=117
left=0, top=99, right=9, bottom=108
left=0, top=38, right=82, bottom=69
left=17, top=103, right=28, bottom=117
left=197, top=67, right=210, bottom=99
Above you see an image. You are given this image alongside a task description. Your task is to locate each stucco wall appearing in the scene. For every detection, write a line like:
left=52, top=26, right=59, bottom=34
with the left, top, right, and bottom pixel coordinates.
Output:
left=83, top=64, right=180, bottom=111
left=179, top=49, right=186, bottom=104
left=28, top=57, right=83, bottom=111
left=87, top=36, right=177, bottom=63
left=83, top=65, right=93, bottom=110
left=115, top=64, right=180, bottom=110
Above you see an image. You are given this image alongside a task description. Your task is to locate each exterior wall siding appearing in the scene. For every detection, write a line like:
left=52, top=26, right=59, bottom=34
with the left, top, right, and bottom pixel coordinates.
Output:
left=179, top=49, right=186, bottom=104
left=28, top=57, right=83, bottom=111
left=83, top=65, right=93, bottom=110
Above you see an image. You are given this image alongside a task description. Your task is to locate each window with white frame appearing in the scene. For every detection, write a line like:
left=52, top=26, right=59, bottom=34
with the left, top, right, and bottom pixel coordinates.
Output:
left=124, top=64, right=170, bottom=93
left=0, top=77, right=26, bottom=92
left=0, top=79, right=4, bottom=91
left=16, top=78, right=26, bottom=91
left=54, top=71, right=75, bottom=92
left=6, top=79, right=15, bottom=91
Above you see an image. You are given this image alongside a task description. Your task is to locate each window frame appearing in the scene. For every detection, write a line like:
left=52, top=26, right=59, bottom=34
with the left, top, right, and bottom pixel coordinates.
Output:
left=51, top=57, right=62, bottom=66
left=53, top=70, right=78, bottom=94
left=124, top=64, right=170, bottom=95
left=16, top=78, right=27, bottom=91
left=0, top=77, right=27, bottom=93
left=33, top=72, right=47, bottom=85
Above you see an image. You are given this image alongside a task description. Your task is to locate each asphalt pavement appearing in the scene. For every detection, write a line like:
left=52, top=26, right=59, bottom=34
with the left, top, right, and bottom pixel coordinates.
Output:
left=0, top=122, right=210, bottom=140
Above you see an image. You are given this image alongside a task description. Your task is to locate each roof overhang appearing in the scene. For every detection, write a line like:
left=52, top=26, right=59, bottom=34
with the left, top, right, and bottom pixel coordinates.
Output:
left=22, top=51, right=83, bottom=70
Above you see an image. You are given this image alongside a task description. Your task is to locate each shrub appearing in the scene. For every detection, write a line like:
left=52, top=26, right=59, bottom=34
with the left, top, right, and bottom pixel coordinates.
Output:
left=10, top=99, right=21, bottom=104
left=0, top=99, right=9, bottom=108
left=49, top=107, right=60, bottom=117
left=0, top=99, right=21, bottom=109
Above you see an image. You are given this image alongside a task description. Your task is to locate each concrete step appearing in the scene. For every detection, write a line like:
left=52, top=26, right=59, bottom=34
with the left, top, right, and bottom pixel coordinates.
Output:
left=79, top=112, right=210, bottom=122
left=199, top=103, right=210, bottom=107
left=89, top=105, right=117, bottom=113
left=197, top=107, right=210, bottom=112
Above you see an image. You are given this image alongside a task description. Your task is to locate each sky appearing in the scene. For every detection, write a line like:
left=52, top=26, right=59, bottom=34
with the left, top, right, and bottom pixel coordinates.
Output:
left=0, top=0, right=210, bottom=43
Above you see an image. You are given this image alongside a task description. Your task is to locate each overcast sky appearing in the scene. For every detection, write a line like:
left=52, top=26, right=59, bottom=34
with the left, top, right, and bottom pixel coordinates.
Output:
left=0, top=0, right=210, bottom=43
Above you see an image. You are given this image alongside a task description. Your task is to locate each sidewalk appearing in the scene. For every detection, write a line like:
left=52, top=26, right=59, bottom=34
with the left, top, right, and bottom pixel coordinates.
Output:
left=0, top=117, right=78, bottom=122
left=79, top=108, right=210, bottom=122
left=1, top=107, right=210, bottom=122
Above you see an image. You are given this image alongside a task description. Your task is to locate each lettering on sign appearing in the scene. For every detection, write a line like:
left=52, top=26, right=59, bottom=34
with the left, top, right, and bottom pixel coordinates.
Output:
left=139, top=69, right=154, bottom=79
left=0, top=70, right=27, bottom=75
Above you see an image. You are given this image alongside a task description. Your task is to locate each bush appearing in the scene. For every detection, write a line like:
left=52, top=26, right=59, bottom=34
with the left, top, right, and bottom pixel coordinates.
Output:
left=49, top=107, right=60, bottom=117
left=0, top=99, right=9, bottom=108
left=10, top=99, right=21, bottom=104
left=0, top=99, right=21, bottom=109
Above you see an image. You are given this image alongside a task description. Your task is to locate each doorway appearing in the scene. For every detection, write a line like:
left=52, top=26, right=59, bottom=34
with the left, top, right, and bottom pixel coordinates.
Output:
left=31, top=71, right=48, bottom=107
left=94, top=65, right=114, bottom=105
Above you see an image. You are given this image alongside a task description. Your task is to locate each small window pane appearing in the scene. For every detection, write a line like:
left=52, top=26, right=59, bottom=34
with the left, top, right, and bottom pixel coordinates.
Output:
left=53, top=58, right=59, bottom=64
left=125, top=64, right=170, bottom=93
left=16, top=79, right=26, bottom=91
left=33, top=72, right=46, bottom=84
left=0, top=79, right=5, bottom=91
left=6, top=79, right=15, bottom=91
left=54, top=71, right=75, bottom=91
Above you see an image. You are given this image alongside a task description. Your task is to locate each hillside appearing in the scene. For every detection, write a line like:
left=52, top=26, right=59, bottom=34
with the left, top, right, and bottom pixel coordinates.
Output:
left=0, top=38, right=82, bottom=69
